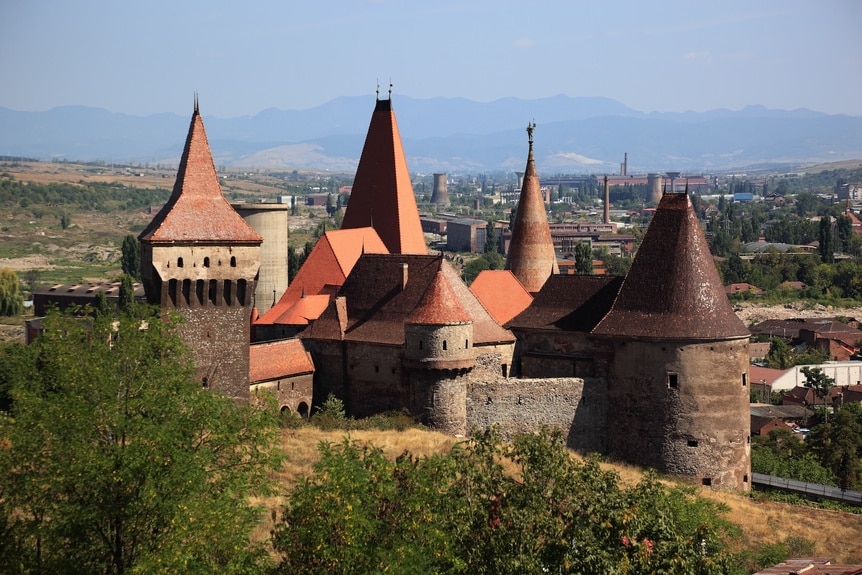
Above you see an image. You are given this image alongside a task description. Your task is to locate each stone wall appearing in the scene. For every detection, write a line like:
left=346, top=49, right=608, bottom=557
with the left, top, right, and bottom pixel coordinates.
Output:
left=251, top=373, right=313, bottom=415
left=466, top=375, right=608, bottom=454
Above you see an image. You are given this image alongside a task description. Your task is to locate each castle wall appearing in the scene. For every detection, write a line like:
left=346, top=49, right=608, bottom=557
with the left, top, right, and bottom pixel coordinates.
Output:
left=251, top=373, right=313, bottom=415
left=514, top=330, right=597, bottom=378
left=604, top=337, right=751, bottom=490
left=466, top=376, right=608, bottom=454
left=344, top=341, right=408, bottom=417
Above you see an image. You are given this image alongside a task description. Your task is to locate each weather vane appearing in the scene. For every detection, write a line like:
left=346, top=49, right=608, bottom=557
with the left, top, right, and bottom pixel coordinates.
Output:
left=526, top=120, right=536, bottom=148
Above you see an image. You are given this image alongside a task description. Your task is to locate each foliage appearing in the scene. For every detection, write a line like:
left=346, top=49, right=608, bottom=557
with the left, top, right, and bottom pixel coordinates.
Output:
left=0, top=177, right=169, bottom=212
left=0, top=268, right=24, bottom=316
left=800, top=366, right=835, bottom=409
left=462, top=252, right=505, bottom=285
left=733, top=536, right=816, bottom=574
left=0, top=308, right=283, bottom=574
left=819, top=216, right=834, bottom=263
left=806, top=403, right=862, bottom=490
left=120, top=234, right=141, bottom=280
left=751, top=429, right=836, bottom=485
left=310, top=393, right=347, bottom=431
left=273, top=428, right=739, bottom=574
left=765, top=338, right=829, bottom=369
left=575, top=241, right=593, bottom=274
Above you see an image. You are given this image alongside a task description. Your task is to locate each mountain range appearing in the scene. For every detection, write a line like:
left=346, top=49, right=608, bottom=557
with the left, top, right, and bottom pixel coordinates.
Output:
left=2, top=95, right=861, bottom=174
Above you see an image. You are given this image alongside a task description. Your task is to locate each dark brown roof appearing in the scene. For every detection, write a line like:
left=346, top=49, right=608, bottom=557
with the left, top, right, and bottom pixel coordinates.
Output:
left=302, top=254, right=513, bottom=346
left=507, top=274, right=623, bottom=333
left=340, top=97, right=427, bottom=255
left=408, top=266, right=471, bottom=325
left=504, top=135, right=559, bottom=293
left=593, top=192, right=749, bottom=340
left=139, top=106, right=261, bottom=244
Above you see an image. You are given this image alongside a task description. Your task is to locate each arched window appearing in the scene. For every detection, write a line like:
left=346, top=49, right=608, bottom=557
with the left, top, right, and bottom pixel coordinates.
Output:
left=203, top=257, right=210, bottom=268
left=177, top=257, right=184, bottom=268
left=230, top=256, right=237, bottom=267
left=442, top=340, right=447, bottom=351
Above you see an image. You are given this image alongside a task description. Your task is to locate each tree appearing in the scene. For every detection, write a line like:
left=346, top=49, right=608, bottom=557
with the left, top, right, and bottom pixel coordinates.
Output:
left=273, top=428, right=737, bottom=574
left=120, top=234, right=141, bottom=281
left=118, top=273, right=135, bottom=312
left=837, top=214, right=853, bottom=254
left=484, top=221, right=498, bottom=254
left=807, top=403, right=862, bottom=490
left=800, top=366, right=834, bottom=421
left=818, top=216, right=834, bottom=263
left=575, top=242, right=593, bottom=275
left=0, top=308, right=283, bottom=574
left=0, top=268, right=23, bottom=316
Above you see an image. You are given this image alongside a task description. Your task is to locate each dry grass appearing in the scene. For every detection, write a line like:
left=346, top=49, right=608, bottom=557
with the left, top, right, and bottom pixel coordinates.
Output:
left=254, top=427, right=862, bottom=564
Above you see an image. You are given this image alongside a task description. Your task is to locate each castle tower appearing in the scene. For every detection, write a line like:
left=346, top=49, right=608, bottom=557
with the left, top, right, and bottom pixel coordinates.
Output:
left=504, top=123, right=559, bottom=294
left=404, top=263, right=474, bottom=435
left=340, top=93, right=427, bottom=255
left=139, top=100, right=262, bottom=400
left=593, top=191, right=751, bottom=489
left=647, top=173, right=663, bottom=204
left=233, top=202, right=289, bottom=315
left=431, top=173, right=450, bottom=207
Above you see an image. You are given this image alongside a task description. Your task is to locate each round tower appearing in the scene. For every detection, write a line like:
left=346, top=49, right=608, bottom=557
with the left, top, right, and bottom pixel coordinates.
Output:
left=404, top=264, right=474, bottom=435
left=647, top=173, right=663, bottom=204
left=233, top=202, right=289, bottom=315
left=431, top=173, right=450, bottom=207
left=593, top=192, right=751, bottom=490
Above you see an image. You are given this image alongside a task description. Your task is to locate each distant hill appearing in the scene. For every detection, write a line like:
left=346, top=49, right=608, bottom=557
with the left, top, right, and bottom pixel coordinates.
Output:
left=2, top=95, right=861, bottom=173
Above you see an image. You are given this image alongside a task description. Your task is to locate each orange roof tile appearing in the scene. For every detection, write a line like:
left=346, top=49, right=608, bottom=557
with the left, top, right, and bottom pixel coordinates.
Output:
left=249, top=338, right=314, bottom=383
left=269, top=294, right=331, bottom=326
left=257, top=227, right=387, bottom=325
left=140, top=104, right=261, bottom=244
left=340, top=97, right=427, bottom=255
left=469, top=270, right=533, bottom=326
left=408, top=266, right=472, bottom=325
left=505, top=126, right=558, bottom=293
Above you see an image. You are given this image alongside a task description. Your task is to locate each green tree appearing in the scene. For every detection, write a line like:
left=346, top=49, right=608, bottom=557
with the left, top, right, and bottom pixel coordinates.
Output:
left=0, top=308, right=283, bottom=574
left=273, top=429, right=738, bottom=575
left=807, top=403, right=862, bottom=490
left=0, top=268, right=23, bottom=316
left=120, top=234, right=141, bottom=281
left=800, top=366, right=834, bottom=420
left=818, top=216, right=834, bottom=263
left=118, top=273, right=135, bottom=312
left=837, top=214, right=853, bottom=254
left=484, top=221, right=498, bottom=254
left=766, top=337, right=794, bottom=369
left=575, top=241, right=593, bottom=275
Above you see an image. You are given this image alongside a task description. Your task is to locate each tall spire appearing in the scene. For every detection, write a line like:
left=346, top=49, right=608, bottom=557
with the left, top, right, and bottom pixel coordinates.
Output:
left=340, top=92, right=427, bottom=255
left=504, top=122, right=558, bottom=293
left=593, top=192, right=748, bottom=340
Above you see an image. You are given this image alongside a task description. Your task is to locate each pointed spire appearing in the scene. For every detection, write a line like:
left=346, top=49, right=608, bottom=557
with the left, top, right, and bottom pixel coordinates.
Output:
left=593, top=193, right=748, bottom=340
left=408, top=265, right=471, bottom=326
left=340, top=94, right=427, bottom=254
left=139, top=101, right=261, bottom=243
left=504, top=123, right=559, bottom=293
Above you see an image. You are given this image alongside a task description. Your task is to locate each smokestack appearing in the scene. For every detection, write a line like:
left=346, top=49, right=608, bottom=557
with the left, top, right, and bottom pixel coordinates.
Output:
left=647, top=173, right=663, bottom=204
left=620, top=152, right=628, bottom=177
left=603, top=175, right=610, bottom=224
left=431, top=173, right=450, bottom=207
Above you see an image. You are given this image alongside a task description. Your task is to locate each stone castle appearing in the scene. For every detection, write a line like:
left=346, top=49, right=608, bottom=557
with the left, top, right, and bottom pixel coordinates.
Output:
left=137, top=94, right=751, bottom=490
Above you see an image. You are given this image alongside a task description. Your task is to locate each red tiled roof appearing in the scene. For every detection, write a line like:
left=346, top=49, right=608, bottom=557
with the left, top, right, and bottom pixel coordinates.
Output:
left=469, top=270, right=533, bottom=326
left=302, top=254, right=514, bottom=346
left=268, top=294, right=331, bottom=326
left=340, top=97, right=427, bottom=255
left=749, top=365, right=790, bottom=386
left=256, top=227, right=387, bottom=326
left=139, top=106, right=262, bottom=244
left=249, top=338, right=314, bottom=383
left=408, top=266, right=471, bottom=325
left=505, top=133, right=558, bottom=293
left=593, top=193, right=749, bottom=340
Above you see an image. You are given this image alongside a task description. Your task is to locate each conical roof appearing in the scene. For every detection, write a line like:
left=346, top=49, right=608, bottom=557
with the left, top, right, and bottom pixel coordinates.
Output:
left=139, top=102, right=261, bottom=244
left=593, top=192, right=749, bottom=340
left=408, top=264, right=472, bottom=325
left=340, top=96, right=427, bottom=255
left=504, top=124, right=559, bottom=293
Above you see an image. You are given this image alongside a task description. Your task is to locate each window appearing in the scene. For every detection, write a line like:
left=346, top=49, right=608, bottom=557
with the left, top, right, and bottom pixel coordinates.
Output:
left=203, top=257, right=210, bottom=268
left=177, top=257, right=184, bottom=268
left=687, top=439, right=698, bottom=447
left=742, top=373, right=747, bottom=387
left=230, top=256, right=237, bottom=267
left=667, top=372, right=678, bottom=389
left=443, top=340, right=447, bottom=351
left=702, top=477, right=712, bottom=486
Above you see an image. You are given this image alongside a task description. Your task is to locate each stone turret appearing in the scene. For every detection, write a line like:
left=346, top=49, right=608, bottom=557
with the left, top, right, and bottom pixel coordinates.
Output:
left=340, top=93, right=427, bottom=255
left=139, top=99, right=262, bottom=400
left=593, top=191, right=751, bottom=489
left=504, top=123, right=559, bottom=294
left=404, top=263, right=474, bottom=435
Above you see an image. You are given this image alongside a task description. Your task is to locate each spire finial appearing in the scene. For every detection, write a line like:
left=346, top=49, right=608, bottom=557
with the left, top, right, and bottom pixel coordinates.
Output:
left=526, top=120, right=536, bottom=150
left=194, top=92, right=199, bottom=113
left=388, top=80, right=393, bottom=99
left=376, top=80, right=380, bottom=101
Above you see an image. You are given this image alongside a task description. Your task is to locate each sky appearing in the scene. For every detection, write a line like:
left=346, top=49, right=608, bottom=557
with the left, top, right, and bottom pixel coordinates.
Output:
left=2, top=0, right=861, bottom=118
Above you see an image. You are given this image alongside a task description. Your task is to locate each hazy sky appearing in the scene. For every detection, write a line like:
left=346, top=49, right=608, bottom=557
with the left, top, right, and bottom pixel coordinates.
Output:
left=2, top=0, right=860, bottom=118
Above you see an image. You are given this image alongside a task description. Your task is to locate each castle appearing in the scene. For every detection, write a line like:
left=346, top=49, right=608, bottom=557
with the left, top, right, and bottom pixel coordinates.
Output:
left=135, top=94, right=751, bottom=490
